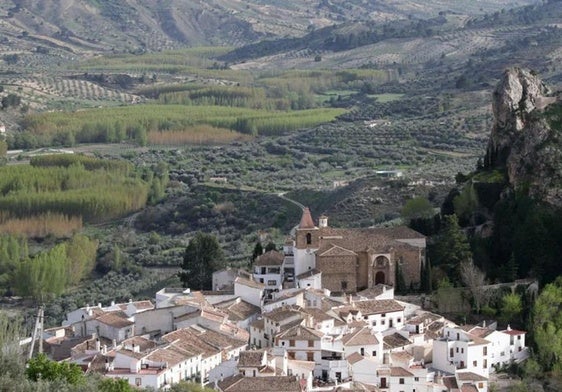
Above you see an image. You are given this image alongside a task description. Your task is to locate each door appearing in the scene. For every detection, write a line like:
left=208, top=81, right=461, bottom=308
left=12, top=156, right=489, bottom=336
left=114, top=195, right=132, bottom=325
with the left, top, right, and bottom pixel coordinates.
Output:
left=380, top=377, right=387, bottom=388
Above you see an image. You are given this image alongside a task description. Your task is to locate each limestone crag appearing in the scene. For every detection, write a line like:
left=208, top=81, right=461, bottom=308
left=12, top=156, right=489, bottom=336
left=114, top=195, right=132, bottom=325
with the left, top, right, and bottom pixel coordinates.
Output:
left=485, top=68, right=562, bottom=206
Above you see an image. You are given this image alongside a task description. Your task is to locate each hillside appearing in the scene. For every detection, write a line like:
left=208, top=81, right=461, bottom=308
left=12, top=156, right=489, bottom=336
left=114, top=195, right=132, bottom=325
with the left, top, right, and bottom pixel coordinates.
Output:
left=0, top=0, right=538, bottom=54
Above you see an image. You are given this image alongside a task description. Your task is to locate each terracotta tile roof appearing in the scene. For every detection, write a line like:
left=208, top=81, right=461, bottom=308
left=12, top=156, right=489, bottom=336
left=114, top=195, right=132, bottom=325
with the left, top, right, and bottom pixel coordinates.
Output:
left=145, top=345, right=186, bottom=367
left=376, top=368, right=391, bottom=376
left=456, top=372, right=488, bottom=381
left=390, top=351, right=413, bottom=363
left=250, top=319, right=265, bottom=330
left=117, top=300, right=154, bottom=312
left=502, top=328, right=526, bottom=336
left=346, top=352, right=365, bottom=365
left=383, top=333, right=411, bottom=350
left=406, top=312, right=442, bottom=326
left=468, top=326, right=495, bottom=338
left=163, top=327, right=244, bottom=358
left=299, top=208, right=316, bottom=229
left=278, top=325, right=323, bottom=341
left=121, top=336, right=157, bottom=352
left=216, top=299, right=261, bottom=321
left=287, top=359, right=316, bottom=372
left=267, top=290, right=305, bottom=305
left=95, top=312, right=133, bottom=329
left=442, top=376, right=458, bottom=390
left=390, top=366, right=414, bottom=377
left=377, top=226, right=426, bottom=240
left=316, top=226, right=424, bottom=254
left=468, top=335, right=490, bottom=346
left=235, top=276, right=265, bottom=290
left=342, top=327, right=378, bottom=346
left=44, top=336, right=91, bottom=361
left=356, top=285, right=392, bottom=299
left=255, top=250, right=284, bottom=266
left=218, top=375, right=302, bottom=392
left=343, top=299, right=404, bottom=316
left=238, top=350, right=265, bottom=367
left=296, top=269, right=321, bottom=280
left=116, top=348, right=147, bottom=360
left=259, top=365, right=275, bottom=374
left=460, top=384, right=479, bottom=392
left=302, top=308, right=335, bottom=322
left=263, top=306, right=304, bottom=323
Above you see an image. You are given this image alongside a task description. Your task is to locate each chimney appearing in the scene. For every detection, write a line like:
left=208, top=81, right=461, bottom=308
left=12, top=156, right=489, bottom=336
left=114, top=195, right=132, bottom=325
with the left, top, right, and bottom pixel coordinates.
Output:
left=112, top=339, right=117, bottom=348
left=319, top=215, right=328, bottom=228
left=102, top=344, right=107, bottom=355
left=111, top=301, right=115, bottom=306
left=95, top=338, right=101, bottom=352
left=98, top=303, right=102, bottom=308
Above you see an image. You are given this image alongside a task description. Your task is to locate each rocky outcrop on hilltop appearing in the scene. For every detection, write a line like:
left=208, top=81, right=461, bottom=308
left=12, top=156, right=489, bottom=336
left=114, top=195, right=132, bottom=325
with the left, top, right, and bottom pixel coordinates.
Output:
left=484, top=67, right=562, bottom=206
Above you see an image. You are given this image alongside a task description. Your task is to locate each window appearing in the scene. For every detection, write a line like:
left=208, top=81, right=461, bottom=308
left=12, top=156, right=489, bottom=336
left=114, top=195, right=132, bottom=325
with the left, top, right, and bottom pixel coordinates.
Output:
left=289, top=340, right=295, bottom=347
left=461, top=348, right=464, bottom=354
left=381, top=320, right=385, bottom=325
left=397, top=318, right=401, bottom=323
left=483, top=347, right=487, bottom=356
left=135, top=378, right=142, bottom=386
left=518, top=335, right=521, bottom=340
left=457, top=333, right=460, bottom=340
left=307, top=352, right=314, bottom=361
left=308, top=340, right=314, bottom=347
left=268, top=280, right=276, bottom=286
left=414, top=377, right=419, bottom=381
left=478, top=383, right=484, bottom=388
left=288, top=352, right=295, bottom=360
left=372, top=351, right=376, bottom=356
left=456, top=347, right=459, bottom=353
left=473, top=361, right=477, bottom=367
left=360, top=348, right=365, bottom=356
left=372, top=321, right=377, bottom=326
left=381, top=313, right=386, bottom=317
left=450, top=348, right=454, bottom=358
left=399, top=378, right=405, bottom=384
left=306, top=233, right=312, bottom=244
left=518, top=346, right=522, bottom=352
left=483, top=359, right=488, bottom=368
left=341, top=281, right=348, bottom=290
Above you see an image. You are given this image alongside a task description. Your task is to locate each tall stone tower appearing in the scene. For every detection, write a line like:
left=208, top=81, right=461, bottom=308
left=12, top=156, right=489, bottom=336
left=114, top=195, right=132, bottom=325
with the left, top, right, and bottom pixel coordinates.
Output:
left=294, top=207, right=319, bottom=277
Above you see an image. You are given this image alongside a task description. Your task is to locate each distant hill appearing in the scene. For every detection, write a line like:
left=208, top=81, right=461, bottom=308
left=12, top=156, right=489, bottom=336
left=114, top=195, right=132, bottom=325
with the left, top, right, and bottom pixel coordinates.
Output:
left=0, top=0, right=538, bottom=53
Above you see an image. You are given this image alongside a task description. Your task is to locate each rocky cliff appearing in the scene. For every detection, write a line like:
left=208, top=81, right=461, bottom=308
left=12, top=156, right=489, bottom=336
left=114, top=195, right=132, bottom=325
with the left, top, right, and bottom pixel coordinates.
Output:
left=484, top=67, right=562, bottom=206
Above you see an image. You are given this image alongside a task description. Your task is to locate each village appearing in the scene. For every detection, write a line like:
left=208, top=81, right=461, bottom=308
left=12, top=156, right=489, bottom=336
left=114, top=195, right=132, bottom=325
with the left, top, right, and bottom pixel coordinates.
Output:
left=37, top=209, right=529, bottom=391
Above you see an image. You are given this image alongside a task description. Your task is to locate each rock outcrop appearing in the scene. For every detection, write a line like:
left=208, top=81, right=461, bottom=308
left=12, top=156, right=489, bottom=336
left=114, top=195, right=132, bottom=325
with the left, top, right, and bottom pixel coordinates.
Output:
left=484, top=67, right=562, bottom=206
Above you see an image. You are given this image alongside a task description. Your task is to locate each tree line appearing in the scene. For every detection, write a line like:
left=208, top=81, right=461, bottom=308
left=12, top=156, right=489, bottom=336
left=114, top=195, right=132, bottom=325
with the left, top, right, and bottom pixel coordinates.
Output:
left=0, top=233, right=97, bottom=299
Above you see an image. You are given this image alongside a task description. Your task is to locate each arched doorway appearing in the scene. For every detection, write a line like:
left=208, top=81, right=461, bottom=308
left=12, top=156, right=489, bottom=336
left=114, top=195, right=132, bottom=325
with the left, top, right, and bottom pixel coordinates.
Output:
left=375, top=271, right=385, bottom=285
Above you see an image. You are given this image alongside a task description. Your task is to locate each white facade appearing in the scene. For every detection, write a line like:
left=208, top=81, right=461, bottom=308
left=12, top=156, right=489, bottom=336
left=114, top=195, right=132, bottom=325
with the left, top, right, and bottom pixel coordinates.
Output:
left=297, top=271, right=322, bottom=290
left=293, top=247, right=317, bottom=277
left=433, top=327, right=491, bottom=377
left=363, top=309, right=404, bottom=333
left=234, top=278, right=265, bottom=308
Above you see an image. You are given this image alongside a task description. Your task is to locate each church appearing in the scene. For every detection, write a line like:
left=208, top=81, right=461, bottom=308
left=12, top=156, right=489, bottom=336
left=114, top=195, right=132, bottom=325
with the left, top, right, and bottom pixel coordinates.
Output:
left=283, top=208, right=426, bottom=293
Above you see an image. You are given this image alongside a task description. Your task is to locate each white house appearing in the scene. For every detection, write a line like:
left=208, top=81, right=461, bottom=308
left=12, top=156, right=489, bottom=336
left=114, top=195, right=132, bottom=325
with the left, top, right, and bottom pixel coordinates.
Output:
left=342, top=326, right=382, bottom=362
left=234, top=276, right=265, bottom=308
left=337, top=299, right=405, bottom=333
left=253, top=250, right=285, bottom=293
left=276, top=324, right=324, bottom=377
left=433, top=326, right=491, bottom=377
